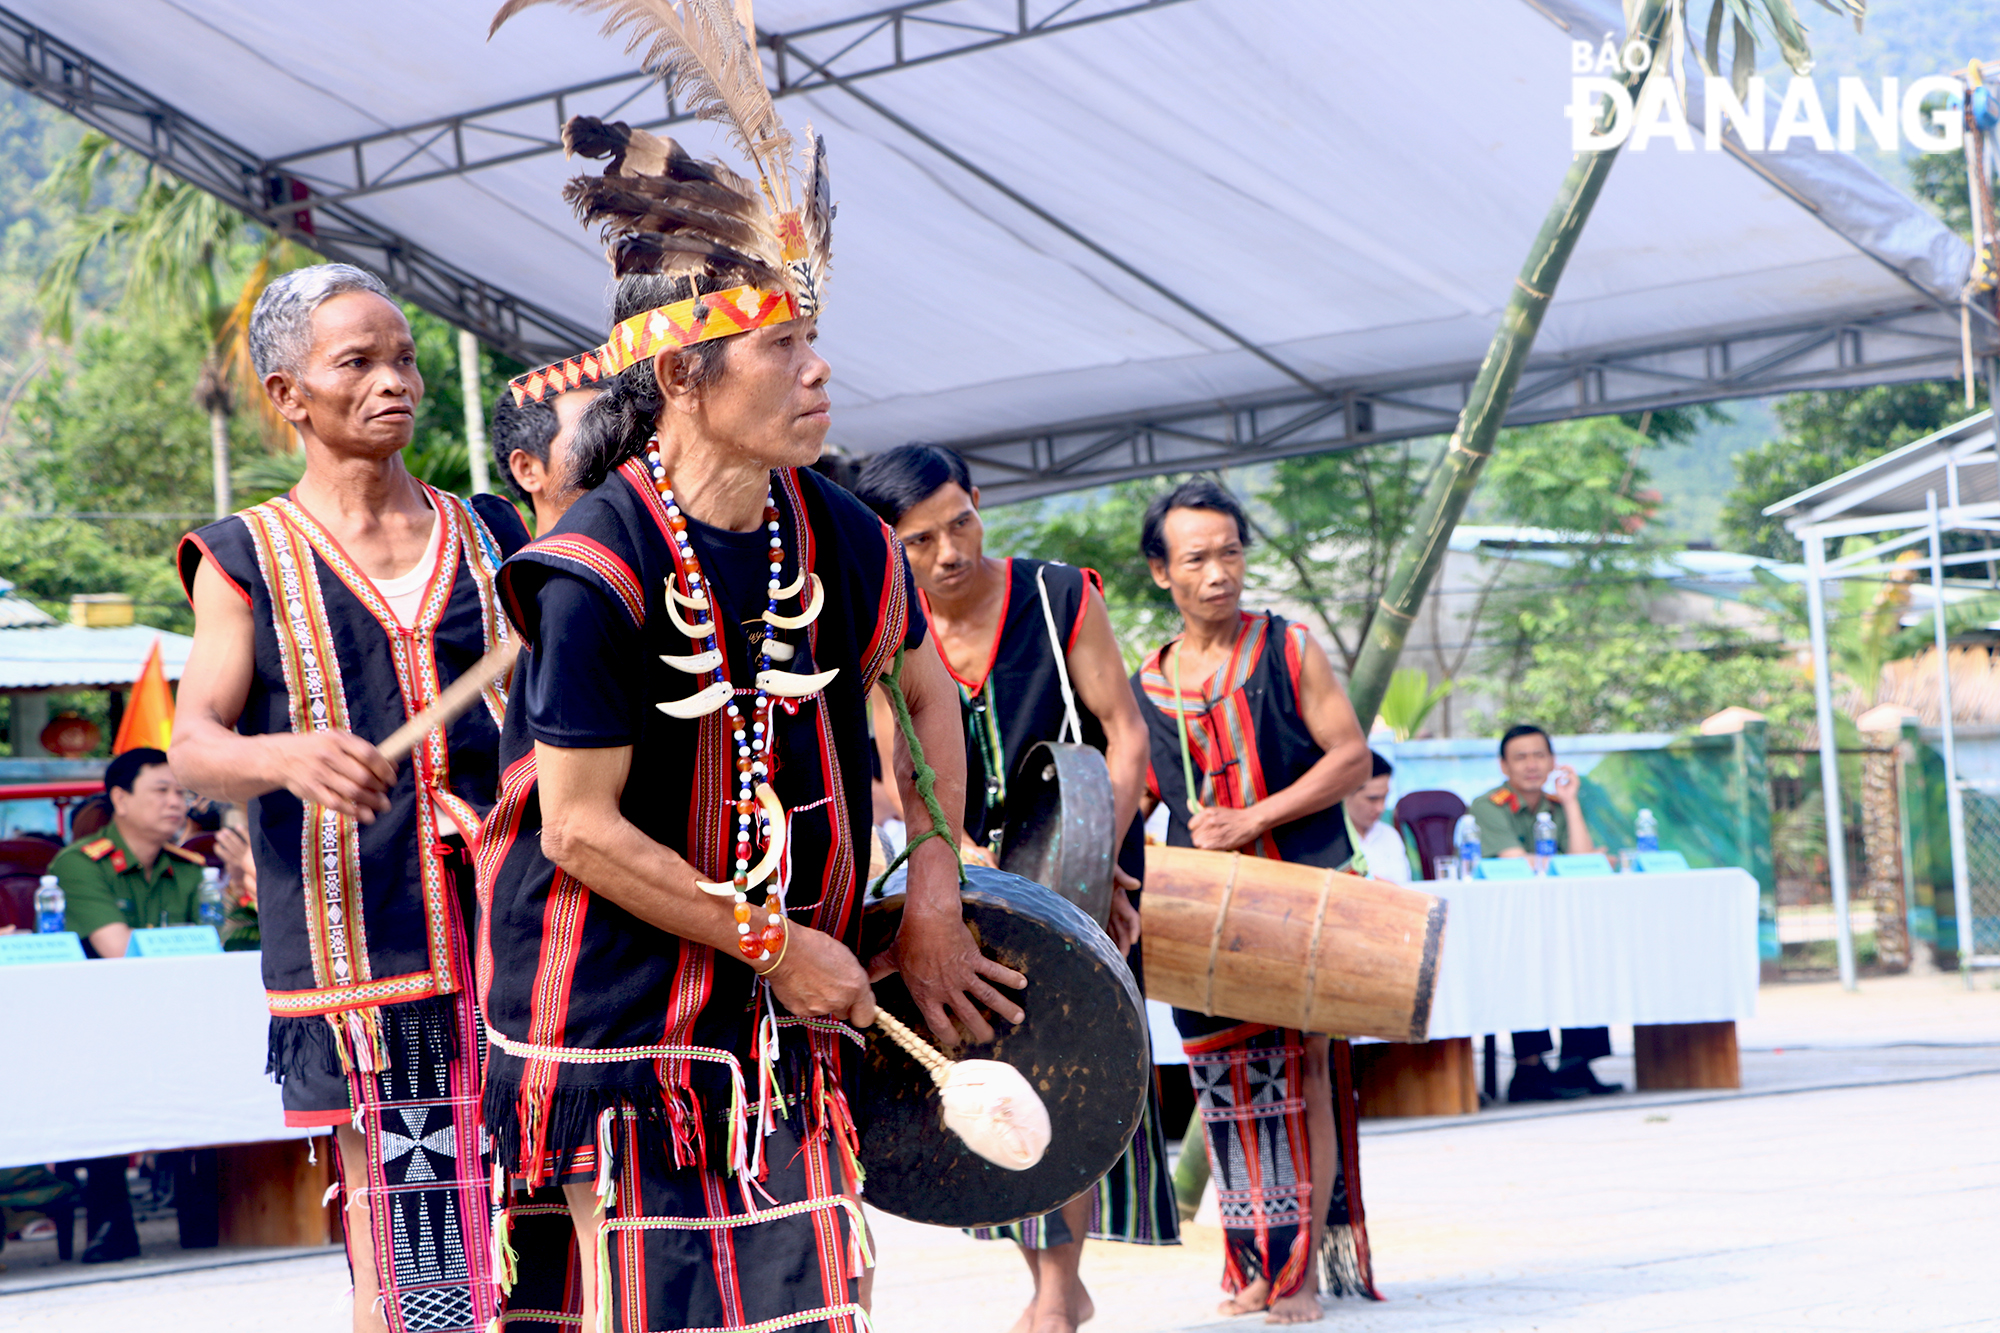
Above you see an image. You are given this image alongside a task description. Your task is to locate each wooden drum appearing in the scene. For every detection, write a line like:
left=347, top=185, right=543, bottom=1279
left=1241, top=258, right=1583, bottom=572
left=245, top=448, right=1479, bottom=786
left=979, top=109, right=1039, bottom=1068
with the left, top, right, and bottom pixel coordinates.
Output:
left=1142, top=845, right=1447, bottom=1043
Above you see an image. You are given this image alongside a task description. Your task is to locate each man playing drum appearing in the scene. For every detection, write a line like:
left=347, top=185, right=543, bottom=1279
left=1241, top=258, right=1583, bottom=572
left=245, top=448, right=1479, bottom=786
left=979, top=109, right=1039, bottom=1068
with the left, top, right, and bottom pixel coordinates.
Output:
left=1130, top=478, right=1376, bottom=1323
left=171, top=263, right=525, bottom=1333
left=856, top=444, right=1178, bottom=1333
left=478, top=6, right=1023, bottom=1329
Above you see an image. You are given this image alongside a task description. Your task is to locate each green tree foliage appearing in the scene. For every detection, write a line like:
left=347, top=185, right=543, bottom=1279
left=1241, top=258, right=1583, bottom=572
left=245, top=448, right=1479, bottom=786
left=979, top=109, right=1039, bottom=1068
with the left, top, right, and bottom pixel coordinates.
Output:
left=1478, top=614, right=1812, bottom=738
left=1244, top=443, right=1434, bottom=673
left=984, top=482, right=1169, bottom=667
left=1717, top=380, right=1989, bottom=560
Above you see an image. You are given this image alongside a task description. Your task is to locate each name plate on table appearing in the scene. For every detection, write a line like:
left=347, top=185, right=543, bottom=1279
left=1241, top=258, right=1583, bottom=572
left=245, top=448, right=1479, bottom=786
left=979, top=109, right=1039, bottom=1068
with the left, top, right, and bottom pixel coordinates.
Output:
left=1550, top=853, right=1615, bottom=876
left=0, top=932, right=87, bottom=965
left=126, top=925, right=222, bottom=957
left=1476, top=858, right=1533, bottom=880
left=1631, top=851, right=1691, bottom=873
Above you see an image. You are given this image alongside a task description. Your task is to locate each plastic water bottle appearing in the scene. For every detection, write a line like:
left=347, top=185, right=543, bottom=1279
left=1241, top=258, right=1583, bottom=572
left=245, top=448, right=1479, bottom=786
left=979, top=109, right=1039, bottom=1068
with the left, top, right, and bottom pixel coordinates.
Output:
left=1532, top=810, right=1558, bottom=871
left=35, top=875, right=64, bottom=934
left=1454, top=813, right=1481, bottom=877
left=198, top=867, right=225, bottom=930
left=1635, top=808, right=1659, bottom=853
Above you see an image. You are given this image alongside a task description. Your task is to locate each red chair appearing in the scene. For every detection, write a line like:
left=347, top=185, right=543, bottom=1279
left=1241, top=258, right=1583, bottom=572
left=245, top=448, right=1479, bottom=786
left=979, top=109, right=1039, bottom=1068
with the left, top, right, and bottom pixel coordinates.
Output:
left=0, top=838, right=60, bottom=932
left=179, top=832, right=224, bottom=867
left=1393, top=790, right=1468, bottom=881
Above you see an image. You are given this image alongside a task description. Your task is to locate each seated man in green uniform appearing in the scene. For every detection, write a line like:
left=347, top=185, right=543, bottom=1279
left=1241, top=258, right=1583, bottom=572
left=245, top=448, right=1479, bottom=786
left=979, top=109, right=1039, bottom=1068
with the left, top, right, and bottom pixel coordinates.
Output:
left=48, top=746, right=209, bottom=1263
left=53, top=747, right=206, bottom=958
left=1471, top=724, right=1621, bottom=1102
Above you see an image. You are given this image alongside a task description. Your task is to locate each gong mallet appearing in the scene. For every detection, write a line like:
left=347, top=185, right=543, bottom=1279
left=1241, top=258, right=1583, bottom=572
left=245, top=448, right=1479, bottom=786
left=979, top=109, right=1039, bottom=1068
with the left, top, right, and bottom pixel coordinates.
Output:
left=871, top=1009, right=1050, bottom=1170
left=377, top=638, right=521, bottom=765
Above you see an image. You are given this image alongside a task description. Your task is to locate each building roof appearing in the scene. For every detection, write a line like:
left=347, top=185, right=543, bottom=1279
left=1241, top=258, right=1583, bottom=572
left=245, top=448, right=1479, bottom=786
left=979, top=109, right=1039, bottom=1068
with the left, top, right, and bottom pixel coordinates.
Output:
left=1763, top=410, right=1999, bottom=531
left=0, top=625, right=192, bottom=691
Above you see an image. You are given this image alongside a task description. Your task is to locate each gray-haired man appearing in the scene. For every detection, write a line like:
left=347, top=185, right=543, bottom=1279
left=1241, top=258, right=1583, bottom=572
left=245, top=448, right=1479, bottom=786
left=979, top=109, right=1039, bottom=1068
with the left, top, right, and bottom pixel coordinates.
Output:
left=170, top=264, right=524, bottom=1333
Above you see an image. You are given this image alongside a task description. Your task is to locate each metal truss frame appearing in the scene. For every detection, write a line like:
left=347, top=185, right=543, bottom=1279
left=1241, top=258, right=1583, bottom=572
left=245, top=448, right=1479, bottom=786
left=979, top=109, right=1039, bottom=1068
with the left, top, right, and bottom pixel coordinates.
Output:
left=264, top=0, right=1190, bottom=216
left=0, top=0, right=1184, bottom=363
left=0, top=1, right=1974, bottom=498
left=959, top=300, right=1979, bottom=503
left=0, top=4, right=598, bottom=364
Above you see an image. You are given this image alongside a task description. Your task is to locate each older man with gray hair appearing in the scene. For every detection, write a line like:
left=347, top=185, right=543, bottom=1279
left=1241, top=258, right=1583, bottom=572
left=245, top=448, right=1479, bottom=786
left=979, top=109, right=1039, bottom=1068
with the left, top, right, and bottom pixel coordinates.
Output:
left=170, top=263, right=524, bottom=1333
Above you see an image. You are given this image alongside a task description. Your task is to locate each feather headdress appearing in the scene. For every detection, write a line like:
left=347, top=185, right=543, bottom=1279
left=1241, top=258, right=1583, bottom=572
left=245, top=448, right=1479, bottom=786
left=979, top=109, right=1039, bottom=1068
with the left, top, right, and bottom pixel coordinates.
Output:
left=491, top=0, right=833, bottom=404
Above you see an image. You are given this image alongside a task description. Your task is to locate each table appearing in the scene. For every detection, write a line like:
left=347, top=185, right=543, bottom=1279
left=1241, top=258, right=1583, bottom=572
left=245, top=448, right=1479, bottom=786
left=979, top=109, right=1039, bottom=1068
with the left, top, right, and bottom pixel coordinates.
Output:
left=1, top=951, right=334, bottom=1247
left=1351, top=867, right=1760, bottom=1115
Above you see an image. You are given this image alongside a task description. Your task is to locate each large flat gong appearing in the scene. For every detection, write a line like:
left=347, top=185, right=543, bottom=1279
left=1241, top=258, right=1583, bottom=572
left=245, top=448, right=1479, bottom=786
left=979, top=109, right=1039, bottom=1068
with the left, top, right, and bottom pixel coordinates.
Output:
left=859, top=865, right=1148, bottom=1228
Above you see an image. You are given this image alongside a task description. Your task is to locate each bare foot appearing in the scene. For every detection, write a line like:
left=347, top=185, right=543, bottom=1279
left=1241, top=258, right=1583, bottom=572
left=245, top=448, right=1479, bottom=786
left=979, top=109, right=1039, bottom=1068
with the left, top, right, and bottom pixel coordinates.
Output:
left=1029, top=1279, right=1094, bottom=1333
left=1264, top=1291, right=1322, bottom=1325
left=1218, top=1279, right=1270, bottom=1318
left=1008, top=1304, right=1036, bottom=1333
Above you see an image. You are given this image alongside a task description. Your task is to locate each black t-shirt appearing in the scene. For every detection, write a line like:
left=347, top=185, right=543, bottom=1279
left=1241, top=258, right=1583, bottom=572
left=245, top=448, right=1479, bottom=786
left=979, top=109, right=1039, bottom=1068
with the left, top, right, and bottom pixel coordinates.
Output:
left=521, top=510, right=923, bottom=748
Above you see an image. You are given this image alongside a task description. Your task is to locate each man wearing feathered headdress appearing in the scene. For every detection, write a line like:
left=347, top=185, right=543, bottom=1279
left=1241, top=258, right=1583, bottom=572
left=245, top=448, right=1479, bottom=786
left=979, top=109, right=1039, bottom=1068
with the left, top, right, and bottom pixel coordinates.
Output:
left=478, top=4, right=1022, bottom=1330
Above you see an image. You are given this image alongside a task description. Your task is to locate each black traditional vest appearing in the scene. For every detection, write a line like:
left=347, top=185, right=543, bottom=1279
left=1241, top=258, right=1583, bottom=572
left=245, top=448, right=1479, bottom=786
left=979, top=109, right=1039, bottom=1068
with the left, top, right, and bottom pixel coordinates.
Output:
left=176, top=487, right=520, bottom=1076
left=934, top=558, right=1103, bottom=846
left=1132, top=611, right=1350, bottom=869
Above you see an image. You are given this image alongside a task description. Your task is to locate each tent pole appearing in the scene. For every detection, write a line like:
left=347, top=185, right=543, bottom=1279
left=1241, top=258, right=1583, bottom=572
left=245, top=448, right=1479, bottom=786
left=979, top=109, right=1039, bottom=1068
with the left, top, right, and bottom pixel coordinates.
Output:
left=1928, top=491, right=1975, bottom=988
left=1804, top=527, right=1857, bottom=990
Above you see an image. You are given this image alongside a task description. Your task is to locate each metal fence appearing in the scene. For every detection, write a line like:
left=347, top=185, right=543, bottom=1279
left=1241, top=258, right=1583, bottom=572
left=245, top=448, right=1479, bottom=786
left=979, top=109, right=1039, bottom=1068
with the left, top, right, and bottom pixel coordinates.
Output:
left=1767, top=748, right=1899, bottom=974
left=1953, top=783, right=2000, bottom=964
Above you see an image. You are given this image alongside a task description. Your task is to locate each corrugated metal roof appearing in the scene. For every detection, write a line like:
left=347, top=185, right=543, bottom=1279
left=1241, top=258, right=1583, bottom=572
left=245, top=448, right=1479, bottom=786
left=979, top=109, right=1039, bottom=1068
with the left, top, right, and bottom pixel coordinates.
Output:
left=0, top=596, right=59, bottom=629
left=1763, top=411, right=1998, bottom=527
left=0, top=625, right=192, bottom=690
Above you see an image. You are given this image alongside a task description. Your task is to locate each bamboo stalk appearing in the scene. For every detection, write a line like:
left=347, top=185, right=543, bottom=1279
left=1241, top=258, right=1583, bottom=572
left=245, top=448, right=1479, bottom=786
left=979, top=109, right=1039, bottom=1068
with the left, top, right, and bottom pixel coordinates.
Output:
left=1344, top=0, right=1673, bottom=728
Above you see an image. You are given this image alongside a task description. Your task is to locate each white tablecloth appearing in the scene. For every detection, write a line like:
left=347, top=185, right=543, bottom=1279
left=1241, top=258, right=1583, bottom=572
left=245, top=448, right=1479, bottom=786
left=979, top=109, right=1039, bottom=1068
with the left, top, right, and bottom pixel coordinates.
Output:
left=1422, top=868, right=1760, bottom=1039
left=1, top=951, right=309, bottom=1164
left=1148, top=867, right=1759, bottom=1059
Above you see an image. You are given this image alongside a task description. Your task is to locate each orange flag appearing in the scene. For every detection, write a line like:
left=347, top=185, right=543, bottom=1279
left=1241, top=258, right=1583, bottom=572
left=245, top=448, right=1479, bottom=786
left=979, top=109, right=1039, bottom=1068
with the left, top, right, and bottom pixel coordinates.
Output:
left=113, top=638, right=176, bottom=754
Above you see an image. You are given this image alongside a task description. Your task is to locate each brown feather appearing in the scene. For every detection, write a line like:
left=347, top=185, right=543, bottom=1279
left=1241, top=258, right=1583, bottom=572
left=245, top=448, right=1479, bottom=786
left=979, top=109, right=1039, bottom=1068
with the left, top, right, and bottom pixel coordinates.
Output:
left=563, top=177, right=765, bottom=251
left=610, top=232, right=783, bottom=287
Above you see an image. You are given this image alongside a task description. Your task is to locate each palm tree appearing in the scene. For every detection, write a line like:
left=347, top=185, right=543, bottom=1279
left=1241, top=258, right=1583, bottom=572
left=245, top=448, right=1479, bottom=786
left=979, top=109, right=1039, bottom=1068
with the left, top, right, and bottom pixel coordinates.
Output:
left=38, top=132, right=304, bottom=518
left=1343, top=0, right=1865, bottom=727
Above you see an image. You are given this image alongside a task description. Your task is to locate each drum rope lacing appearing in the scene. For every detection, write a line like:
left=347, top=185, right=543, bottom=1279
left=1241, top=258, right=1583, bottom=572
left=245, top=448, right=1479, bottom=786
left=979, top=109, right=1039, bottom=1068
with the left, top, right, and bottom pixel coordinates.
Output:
left=1201, top=852, right=1242, bottom=1015
left=1299, top=870, right=1336, bottom=1031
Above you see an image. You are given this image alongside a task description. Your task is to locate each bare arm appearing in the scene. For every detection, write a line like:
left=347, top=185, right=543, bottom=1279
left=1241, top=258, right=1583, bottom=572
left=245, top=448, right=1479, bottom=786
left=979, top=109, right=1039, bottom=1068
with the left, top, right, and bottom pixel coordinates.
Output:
left=1065, top=586, right=1148, bottom=949
left=1066, top=587, right=1146, bottom=845
left=537, top=741, right=874, bottom=1025
left=89, top=923, right=132, bottom=959
left=1187, top=632, right=1370, bottom=852
left=868, top=687, right=904, bottom=820
left=170, top=559, right=394, bottom=821
left=874, top=635, right=1026, bottom=1044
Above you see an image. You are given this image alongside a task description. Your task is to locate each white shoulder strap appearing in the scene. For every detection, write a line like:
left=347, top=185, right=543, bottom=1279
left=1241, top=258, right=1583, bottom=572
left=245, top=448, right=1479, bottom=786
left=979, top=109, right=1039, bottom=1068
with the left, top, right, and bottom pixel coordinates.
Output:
left=1036, top=563, right=1083, bottom=745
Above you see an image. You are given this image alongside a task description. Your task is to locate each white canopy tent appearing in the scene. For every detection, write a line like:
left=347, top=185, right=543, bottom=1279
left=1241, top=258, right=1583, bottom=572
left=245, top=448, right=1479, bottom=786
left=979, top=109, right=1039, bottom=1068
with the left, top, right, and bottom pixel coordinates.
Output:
left=0, top=0, right=1977, bottom=500
left=1763, top=408, right=2000, bottom=990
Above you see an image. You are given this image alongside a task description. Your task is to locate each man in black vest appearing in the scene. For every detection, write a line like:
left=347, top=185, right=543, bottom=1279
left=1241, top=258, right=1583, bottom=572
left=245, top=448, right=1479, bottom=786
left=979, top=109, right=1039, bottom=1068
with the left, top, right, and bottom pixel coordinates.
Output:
left=1131, top=478, right=1375, bottom=1324
left=857, top=443, right=1174, bottom=1333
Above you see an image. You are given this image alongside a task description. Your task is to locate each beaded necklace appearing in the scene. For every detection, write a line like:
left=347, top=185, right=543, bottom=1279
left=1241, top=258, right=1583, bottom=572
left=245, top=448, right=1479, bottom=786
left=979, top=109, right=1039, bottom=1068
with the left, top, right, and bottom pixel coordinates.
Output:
left=645, top=439, right=788, bottom=967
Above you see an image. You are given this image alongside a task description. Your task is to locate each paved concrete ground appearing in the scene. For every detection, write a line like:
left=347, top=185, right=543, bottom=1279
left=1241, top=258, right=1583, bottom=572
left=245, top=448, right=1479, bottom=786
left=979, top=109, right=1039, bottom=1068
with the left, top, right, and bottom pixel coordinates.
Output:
left=6, top=973, right=1995, bottom=1331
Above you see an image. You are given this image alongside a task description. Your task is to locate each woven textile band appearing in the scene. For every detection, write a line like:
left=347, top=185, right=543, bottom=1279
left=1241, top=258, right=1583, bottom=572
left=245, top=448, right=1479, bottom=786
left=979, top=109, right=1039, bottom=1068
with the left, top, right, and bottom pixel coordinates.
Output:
left=509, top=284, right=800, bottom=405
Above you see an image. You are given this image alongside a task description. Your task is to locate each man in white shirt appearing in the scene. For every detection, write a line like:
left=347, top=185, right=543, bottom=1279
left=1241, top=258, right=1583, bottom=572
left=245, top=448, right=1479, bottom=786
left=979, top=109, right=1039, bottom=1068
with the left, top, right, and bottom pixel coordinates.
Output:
left=1345, top=751, right=1412, bottom=885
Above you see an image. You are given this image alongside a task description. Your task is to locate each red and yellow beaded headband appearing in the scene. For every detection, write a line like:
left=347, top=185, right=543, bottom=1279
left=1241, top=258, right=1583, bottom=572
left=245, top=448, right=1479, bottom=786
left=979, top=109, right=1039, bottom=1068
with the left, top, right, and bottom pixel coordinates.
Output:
left=507, top=284, right=799, bottom=406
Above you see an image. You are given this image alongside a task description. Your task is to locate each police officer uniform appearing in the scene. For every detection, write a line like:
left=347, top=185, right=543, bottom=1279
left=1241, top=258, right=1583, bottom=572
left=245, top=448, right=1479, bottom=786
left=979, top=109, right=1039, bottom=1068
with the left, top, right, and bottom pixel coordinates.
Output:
left=47, top=823, right=211, bottom=1262
left=52, top=824, right=208, bottom=942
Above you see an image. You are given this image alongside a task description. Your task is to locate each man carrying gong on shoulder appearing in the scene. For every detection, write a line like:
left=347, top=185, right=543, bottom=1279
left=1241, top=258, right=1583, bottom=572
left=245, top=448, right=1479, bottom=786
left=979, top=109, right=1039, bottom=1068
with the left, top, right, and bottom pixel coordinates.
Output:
left=857, top=443, right=1179, bottom=1333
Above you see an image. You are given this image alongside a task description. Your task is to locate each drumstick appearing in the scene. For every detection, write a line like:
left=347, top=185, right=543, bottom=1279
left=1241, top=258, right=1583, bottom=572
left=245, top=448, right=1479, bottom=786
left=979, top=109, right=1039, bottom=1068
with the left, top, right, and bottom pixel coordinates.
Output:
left=378, top=638, right=520, bottom=764
left=871, top=1010, right=1051, bottom=1170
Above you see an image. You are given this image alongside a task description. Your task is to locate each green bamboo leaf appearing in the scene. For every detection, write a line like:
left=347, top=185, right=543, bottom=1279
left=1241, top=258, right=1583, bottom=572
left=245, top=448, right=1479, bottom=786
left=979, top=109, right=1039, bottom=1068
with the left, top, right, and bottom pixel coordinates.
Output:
left=1702, top=0, right=1727, bottom=76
